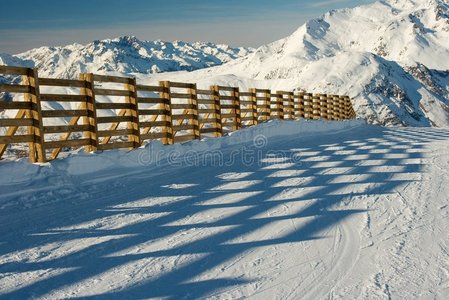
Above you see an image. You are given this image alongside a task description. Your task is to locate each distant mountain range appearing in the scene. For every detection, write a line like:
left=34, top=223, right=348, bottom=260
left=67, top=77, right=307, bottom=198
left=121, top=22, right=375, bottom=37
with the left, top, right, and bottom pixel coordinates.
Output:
left=1, top=0, right=449, bottom=127
left=0, top=36, right=254, bottom=78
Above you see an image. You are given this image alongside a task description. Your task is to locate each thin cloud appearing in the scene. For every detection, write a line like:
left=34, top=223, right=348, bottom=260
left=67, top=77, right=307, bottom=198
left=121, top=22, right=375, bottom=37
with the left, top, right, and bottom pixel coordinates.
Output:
left=309, top=0, right=352, bottom=8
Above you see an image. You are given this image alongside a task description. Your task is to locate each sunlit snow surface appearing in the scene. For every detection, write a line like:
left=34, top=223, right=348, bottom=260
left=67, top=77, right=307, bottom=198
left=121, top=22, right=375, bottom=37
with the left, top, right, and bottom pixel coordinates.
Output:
left=1, top=120, right=448, bottom=299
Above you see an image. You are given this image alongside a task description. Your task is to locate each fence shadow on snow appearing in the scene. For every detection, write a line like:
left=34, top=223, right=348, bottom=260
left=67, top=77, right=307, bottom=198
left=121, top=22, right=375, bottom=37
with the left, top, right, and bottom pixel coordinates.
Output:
left=1, top=126, right=449, bottom=298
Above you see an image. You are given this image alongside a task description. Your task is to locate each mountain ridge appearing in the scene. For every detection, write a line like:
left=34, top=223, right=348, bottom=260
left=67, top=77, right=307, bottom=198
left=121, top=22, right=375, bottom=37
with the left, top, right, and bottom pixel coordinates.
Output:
left=0, top=35, right=254, bottom=78
left=181, top=0, right=449, bottom=126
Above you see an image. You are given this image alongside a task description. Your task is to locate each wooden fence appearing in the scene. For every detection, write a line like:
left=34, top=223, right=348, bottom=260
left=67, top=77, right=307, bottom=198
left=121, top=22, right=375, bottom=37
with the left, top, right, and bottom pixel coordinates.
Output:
left=0, top=66, right=356, bottom=163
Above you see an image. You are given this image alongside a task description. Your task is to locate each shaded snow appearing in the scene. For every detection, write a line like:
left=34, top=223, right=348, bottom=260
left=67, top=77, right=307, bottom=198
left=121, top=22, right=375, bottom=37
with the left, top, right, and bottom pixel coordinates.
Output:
left=1, top=120, right=449, bottom=298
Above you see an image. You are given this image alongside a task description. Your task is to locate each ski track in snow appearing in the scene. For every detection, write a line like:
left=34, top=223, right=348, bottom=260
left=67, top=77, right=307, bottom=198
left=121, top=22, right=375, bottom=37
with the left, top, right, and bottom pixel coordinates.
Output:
left=1, top=123, right=449, bottom=299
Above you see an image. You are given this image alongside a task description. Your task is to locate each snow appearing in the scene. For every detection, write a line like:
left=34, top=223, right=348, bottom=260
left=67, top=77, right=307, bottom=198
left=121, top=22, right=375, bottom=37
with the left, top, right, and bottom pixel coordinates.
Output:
left=1, top=1, right=449, bottom=296
left=2, top=1, right=448, bottom=128
left=1, top=119, right=449, bottom=298
left=0, top=36, right=254, bottom=78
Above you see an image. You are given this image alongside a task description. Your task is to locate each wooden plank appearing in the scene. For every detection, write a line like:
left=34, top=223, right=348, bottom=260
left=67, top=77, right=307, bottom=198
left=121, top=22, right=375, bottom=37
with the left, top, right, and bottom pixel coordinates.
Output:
left=140, top=132, right=165, bottom=140
left=0, top=109, right=27, bottom=158
left=139, top=120, right=171, bottom=127
left=0, top=84, right=30, bottom=93
left=0, top=118, right=34, bottom=127
left=171, top=104, right=194, bottom=109
left=221, top=113, right=237, bottom=119
left=173, top=134, right=195, bottom=143
left=97, top=115, right=136, bottom=123
left=138, top=109, right=167, bottom=116
left=239, top=100, right=253, bottom=105
left=0, top=66, right=30, bottom=75
left=39, top=78, right=85, bottom=87
left=171, top=114, right=194, bottom=120
left=41, top=110, right=88, bottom=118
left=188, top=83, right=200, bottom=140
left=197, top=89, right=213, bottom=95
left=197, top=99, right=215, bottom=104
left=200, top=127, right=220, bottom=134
left=169, top=82, right=195, bottom=89
left=92, top=74, right=132, bottom=84
left=218, top=95, right=236, bottom=101
left=199, top=118, right=220, bottom=124
left=44, top=125, right=91, bottom=134
left=97, top=128, right=137, bottom=137
left=136, top=84, right=165, bottom=93
left=255, top=96, right=269, bottom=101
left=40, top=94, right=88, bottom=102
left=67, top=73, right=97, bottom=156
left=125, top=76, right=141, bottom=148
left=159, top=81, right=173, bottom=145
left=198, top=108, right=217, bottom=113
left=218, top=86, right=237, bottom=92
left=0, top=101, right=34, bottom=110
left=221, top=104, right=237, bottom=109
left=170, top=93, right=191, bottom=99
left=0, top=135, right=34, bottom=144
left=27, top=69, right=47, bottom=162
left=96, top=102, right=135, bottom=110
left=44, top=138, right=91, bottom=149
left=97, top=141, right=134, bottom=151
left=137, top=97, right=169, bottom=104
left=94, top=89, right=132, bottom=97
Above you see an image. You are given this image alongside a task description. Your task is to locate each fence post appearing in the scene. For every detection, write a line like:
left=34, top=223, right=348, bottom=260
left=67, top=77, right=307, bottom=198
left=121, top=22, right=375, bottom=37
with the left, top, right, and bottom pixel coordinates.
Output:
left=319, top=94, right=328, bottom=120
left=276, top=91, right=284, bottom=120
left=190, top=83, right=200, bottom=140
left=265, top=90, right=271, bottom=121
left=126, top=77, right=141, bottom=148
left=287, top=92, right=294, bottom=119
left=81, top=73, right=98, bottom=153
left=211, top=85, right=222, bottom=137
left=338, top=96, right=346, bottom=119
left=24, top=68, right=46, bottom=163
left=327, top=95, right=334, bottom=120
left=331, top=95, right=338, bottom=120
left=249, top=88, right=258, bottom=126
left=312, top=94, right=320, bottom=120
left=234, top=87, right=242, bottom=131
left=345, top=96, right=352, bottom=119
left=19, top=72, right=36, bottom=162
left=295, top=91, right=305, bottom=119
left=160, top=81, right=173, bottom=144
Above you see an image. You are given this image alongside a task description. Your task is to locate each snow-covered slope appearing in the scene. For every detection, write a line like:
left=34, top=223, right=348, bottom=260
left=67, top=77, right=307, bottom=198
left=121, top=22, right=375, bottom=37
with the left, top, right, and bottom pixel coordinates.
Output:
left=1, top=0, right=448, bottom=127
left=0, top=36, right=253, bottom=78
left=164, top=0, right=449, bottom=127
left=1, top=120, right=449, bottom=298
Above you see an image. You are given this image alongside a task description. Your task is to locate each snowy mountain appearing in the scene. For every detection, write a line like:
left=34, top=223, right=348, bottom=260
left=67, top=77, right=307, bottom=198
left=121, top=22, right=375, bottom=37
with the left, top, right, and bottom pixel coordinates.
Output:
left=0, top=36, right=253, bottom=78
left=176, top=0, right=449, bottom=127
left=1, top=0, right=448, bottom=127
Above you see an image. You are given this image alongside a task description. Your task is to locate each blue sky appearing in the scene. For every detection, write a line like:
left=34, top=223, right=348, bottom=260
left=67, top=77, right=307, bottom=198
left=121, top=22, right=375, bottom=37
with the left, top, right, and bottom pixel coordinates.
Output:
left=0, top=0, right=374, bottom=53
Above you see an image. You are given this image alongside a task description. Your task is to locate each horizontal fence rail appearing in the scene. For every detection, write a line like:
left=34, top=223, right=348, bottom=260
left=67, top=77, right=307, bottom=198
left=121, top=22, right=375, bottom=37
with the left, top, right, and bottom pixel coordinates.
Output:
left=0, top=66, right=356, bottom=162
